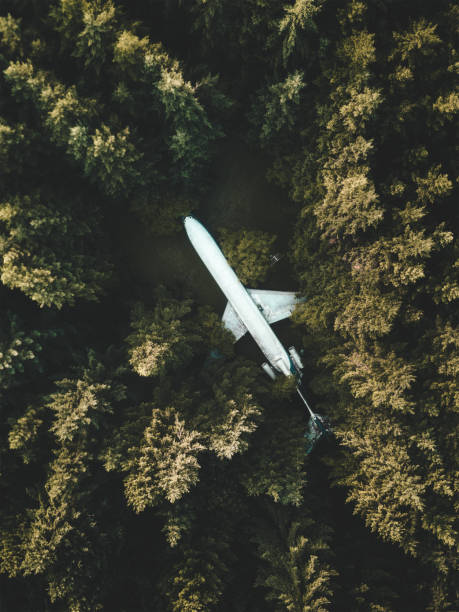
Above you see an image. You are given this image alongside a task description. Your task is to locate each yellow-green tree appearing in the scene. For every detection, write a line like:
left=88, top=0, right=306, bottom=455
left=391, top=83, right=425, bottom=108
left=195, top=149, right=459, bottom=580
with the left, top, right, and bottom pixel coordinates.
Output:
left=219, top=228, right=277, bottom=284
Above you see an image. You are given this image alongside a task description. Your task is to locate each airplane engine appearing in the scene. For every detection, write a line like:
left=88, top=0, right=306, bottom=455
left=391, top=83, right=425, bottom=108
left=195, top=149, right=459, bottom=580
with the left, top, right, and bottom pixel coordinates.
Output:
left=261, top=362, right=277, bottom=380
left=288, top=346, right=304, bottom=371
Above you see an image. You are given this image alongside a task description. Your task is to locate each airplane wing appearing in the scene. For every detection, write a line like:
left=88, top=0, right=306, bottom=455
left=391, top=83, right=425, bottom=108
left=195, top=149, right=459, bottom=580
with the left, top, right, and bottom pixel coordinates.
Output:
left=222, top=301, right=247, bottom=342
left=222, top=290, right=304, bottom=342
left=246, top=289, right=303, bottom=324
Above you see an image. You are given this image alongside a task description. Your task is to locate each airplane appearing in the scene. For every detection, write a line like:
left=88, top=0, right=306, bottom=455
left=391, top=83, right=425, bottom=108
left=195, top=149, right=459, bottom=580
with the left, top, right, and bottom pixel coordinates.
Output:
left=183, top=216, right=331, bottom=451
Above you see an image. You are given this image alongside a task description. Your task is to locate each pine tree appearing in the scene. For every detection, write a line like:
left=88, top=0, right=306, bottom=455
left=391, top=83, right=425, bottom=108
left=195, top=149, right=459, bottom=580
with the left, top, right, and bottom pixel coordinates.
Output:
left=278, top=0, right=324, bottom=66
left=124, top=405, right=204, bottom=512
left=250, top=72, right=305, bottom=147
left=126, top=294, right=199, bottom=378
left=4, top=351, right=127, bottom=611
left=256, top=1, right=458, bottom=607
left=253, top=501, right=336, bottom=611
left=0, top=193, right=110, bottom=308
left=219, top=227, right=277, bottom=284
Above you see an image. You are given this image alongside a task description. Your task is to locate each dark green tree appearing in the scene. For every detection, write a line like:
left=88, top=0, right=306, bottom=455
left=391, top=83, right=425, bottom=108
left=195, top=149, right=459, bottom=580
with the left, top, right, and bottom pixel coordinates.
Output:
left=0, top=193, right=110, bottom=308
left=219, top=227, right=277, bottom=284
left=253, top=500, right=336, bottom=611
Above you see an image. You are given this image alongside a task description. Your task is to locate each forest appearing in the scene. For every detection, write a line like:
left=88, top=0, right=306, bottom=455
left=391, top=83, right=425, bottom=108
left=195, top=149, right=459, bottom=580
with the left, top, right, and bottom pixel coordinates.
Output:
left=0, top=0, right=457, bottom=610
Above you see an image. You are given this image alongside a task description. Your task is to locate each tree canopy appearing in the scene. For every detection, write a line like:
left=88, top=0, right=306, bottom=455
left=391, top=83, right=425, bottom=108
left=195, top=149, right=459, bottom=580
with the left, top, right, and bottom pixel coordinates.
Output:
left=0, top=1, right=457, bottom=610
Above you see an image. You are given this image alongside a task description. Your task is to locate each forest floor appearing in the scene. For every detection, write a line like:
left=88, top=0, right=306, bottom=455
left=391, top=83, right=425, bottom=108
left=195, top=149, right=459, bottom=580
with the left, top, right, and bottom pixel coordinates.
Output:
left=118, top=140, right=296, bottom=290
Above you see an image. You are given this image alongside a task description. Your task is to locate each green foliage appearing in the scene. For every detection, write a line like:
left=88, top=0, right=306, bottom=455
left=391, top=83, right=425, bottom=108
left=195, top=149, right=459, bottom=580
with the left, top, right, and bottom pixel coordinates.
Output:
left=8, top=406, right=44, bottom=464
left=4, top=34, right=223, bottom=203
left=390, top=19, right=441, bottom=67
left=0, top=313, right=48, bottom=389
left=122, top=298, right=261, bottom=514
left=219, top=227, right=277, bottom=284
left=4, top=60, right=96, bottom=142
left=124, top=405, right=204, bottom=512
left=250, top=72, right=305, bottom=146
left=4, top=59, right=143, bottom=194
left=253, top=502, right=336, bottom=611
left=126, top=294, right=198, bottom=377
left=195, top=360, right=262, bottom=460
left=0, top=14, right=22, bottom=58
left=279, top=0, right=324, bottom=65
left=68, top=124, right=141, bottom=196
left=48, top=374, right=124, bottom=444
left=240, top=403, right=307, bottom=506
left=0, top=193, right=110, bottom=308
left=0, top=119, right=26, bottom=175
left=73, top=1, right=117, bottom=71
left=277, top=3, right=458, bottom=607
left=314, top=31, right=383, bottom=238
left=131, top=190, right=193, bottom=234
left=0, top=0, right=457, bottom=609
left=153, top=52, right=221, bottom=182
left=113, top=30, right=149, bottom=70
left=1, top=351, right=127, bottom=610
left=4, top=58, right=143, bottom=196
left=164, top=537, right=230, bottom=611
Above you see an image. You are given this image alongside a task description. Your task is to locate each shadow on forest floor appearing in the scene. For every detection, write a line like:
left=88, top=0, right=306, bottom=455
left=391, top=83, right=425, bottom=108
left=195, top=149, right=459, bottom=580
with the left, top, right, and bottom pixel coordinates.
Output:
left=116, top=138, right=300, bottom=309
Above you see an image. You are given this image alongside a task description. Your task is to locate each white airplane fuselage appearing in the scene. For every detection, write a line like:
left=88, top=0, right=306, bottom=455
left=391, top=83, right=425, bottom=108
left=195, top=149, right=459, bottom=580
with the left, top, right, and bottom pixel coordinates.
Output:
left=184, top=216, right=294, bottom=377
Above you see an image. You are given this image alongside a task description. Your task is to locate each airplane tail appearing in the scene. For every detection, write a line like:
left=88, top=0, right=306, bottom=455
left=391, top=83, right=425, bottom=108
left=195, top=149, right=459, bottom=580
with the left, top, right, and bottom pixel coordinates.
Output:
left=297, top=385, right=333, bottom=454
